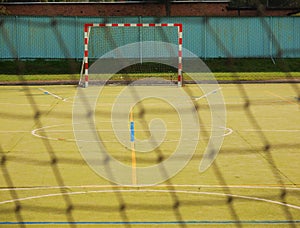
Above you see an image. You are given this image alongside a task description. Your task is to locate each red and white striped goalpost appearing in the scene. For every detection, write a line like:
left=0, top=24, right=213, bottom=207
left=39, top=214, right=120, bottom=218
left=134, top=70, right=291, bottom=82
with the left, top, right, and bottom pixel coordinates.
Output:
left=81, top=23, right=183, bottom=88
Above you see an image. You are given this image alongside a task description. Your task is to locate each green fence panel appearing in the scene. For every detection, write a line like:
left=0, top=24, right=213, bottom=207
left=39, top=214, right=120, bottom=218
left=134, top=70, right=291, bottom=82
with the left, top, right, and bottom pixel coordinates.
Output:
left=0, top=16, right=299, bottom=59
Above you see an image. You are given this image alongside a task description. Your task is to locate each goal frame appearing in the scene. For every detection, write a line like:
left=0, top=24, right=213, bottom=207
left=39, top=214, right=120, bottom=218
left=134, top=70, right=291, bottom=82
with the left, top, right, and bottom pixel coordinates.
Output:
left=80, top=23, right=183, bottom=88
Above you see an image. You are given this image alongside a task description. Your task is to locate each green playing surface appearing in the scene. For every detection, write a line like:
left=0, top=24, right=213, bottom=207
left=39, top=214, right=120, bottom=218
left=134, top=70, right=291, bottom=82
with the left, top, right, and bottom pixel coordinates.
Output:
left=0, top=84, right=299, bottom=227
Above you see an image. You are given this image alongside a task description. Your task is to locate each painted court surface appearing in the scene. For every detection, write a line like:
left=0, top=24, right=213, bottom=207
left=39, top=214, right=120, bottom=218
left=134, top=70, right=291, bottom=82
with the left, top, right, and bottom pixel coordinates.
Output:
left=0, top=84, right=299, bottom=227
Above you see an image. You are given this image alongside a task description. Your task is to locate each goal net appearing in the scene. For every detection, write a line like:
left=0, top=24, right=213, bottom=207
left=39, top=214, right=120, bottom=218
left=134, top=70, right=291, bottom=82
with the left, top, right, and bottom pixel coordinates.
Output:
left=79, top=23, right=183, bottom=87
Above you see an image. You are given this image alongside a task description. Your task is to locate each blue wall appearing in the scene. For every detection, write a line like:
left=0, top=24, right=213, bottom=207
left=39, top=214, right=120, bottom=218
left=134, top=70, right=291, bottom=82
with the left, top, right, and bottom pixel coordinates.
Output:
left=0, top=16, right=299, bottom=59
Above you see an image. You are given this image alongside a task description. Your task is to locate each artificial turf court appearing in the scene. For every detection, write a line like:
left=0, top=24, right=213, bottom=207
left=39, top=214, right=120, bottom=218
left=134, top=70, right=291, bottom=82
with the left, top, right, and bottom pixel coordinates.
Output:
left=0, top=83, right=299, bottom=227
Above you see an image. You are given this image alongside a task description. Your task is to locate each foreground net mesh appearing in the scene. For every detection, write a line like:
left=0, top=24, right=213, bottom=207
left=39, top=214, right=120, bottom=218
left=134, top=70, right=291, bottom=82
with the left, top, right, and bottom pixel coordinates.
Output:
left=0, top=6, right=300, bottom=228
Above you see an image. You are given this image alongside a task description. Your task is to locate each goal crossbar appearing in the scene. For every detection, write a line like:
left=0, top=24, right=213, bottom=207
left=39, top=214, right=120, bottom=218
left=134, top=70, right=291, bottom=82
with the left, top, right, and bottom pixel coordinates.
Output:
left=80, top=23, right=183, bottom=87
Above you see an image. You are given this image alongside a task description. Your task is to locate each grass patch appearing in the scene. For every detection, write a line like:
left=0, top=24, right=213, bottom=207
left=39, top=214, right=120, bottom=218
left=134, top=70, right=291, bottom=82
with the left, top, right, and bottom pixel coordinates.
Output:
left=0, top=74, right=79, bottom=82
left=0, top=59, right=80, bottom=75
left=0, top=59, right=299, bottom=83
left=1, top=58, right=300, bottom=75
left=1, top=72, right=300, bottom=83
left=204, top=58, right=300, bottom=72
left=213, top=72, right=300, bottom=81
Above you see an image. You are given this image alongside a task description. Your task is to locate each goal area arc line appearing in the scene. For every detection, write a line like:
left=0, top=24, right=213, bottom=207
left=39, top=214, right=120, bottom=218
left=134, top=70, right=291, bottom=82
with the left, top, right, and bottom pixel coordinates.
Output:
left=1, top=189, right=300, bottom=212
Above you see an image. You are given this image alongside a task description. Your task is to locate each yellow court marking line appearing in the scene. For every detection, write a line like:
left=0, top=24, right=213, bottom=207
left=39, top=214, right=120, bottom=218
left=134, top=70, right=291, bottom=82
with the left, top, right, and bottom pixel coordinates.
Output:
left=131, top=142, right=137, bottom=185
left=265, top=90, right=299, bottom=106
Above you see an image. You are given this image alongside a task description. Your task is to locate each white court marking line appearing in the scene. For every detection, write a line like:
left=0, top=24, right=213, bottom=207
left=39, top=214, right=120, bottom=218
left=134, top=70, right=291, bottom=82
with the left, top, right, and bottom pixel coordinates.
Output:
left=38, top=88, right=67, bottom=102
left=0, top=130, right=30, bottom=133
left=1, top=184, right=300, bottom=191
left=73, top=88, right=222, bottom=105
left=241, top=129, right=300, bottom=132
left=37, top=128, right=230, bottom=133
left=0, top=103, right=50, bottom=107
left=0, top=189, right=300, bottom=211
left=31, top=124, right=233, bottom=142
left=193, top=88, right=222, bottom=101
